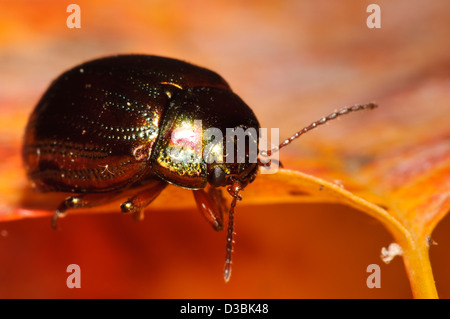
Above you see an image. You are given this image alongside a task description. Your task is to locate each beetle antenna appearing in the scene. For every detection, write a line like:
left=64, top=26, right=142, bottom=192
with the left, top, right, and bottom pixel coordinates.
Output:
left=224, top=179, right=243, bottom=282
left=260, top=102, right=377, bottom=157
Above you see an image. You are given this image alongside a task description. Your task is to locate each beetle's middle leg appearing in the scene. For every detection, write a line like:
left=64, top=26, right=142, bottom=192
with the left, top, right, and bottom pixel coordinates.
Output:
left=52, top=191, right=123, bottom=229
left=193, top=187, right=228, bottom=231
left=120, top=180, right=168, bottom=221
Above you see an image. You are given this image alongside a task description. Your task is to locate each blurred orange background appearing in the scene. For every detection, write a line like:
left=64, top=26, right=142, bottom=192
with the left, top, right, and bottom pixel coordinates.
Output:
left=1, top=0, right=450, bottom=298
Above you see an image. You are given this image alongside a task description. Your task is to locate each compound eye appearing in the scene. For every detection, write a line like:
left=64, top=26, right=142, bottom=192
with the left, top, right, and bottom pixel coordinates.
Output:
left=209, top=166, right=226, bottom=187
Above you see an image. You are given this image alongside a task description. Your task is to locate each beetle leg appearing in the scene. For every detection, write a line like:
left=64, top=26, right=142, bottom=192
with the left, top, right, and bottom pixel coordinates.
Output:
left=193, top=187, right=227, bottom=231
left=52, top=191, right=123, bottom=229
left=120, top=180, right=167, bottom=221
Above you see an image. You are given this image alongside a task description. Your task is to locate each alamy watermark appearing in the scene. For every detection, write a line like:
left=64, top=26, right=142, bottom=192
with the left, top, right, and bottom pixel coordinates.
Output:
left=66, top=4, right=81, bottom=29
left=66, top=264, right=81, bottom=288
left=66, top=4, right=381, bottom=30
left=163, top=120, right=279, bottom=174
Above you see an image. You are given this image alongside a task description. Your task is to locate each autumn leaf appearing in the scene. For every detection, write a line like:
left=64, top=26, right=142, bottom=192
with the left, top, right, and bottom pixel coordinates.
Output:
left=2, top=75, right=449, bottom=299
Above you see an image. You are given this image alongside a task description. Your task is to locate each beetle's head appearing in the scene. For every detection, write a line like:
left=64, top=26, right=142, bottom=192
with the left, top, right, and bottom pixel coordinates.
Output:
left=205, top=132, right=259, bottom=190
left=207, top=162, right=258, bottom=189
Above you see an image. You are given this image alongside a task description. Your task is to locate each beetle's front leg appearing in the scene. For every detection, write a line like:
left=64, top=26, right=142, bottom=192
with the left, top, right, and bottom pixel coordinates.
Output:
left=120, top=180, right=168, bottom=221
left=193, top=187, right=228, bottom=231
left=52, top=191, right=123, bottom=229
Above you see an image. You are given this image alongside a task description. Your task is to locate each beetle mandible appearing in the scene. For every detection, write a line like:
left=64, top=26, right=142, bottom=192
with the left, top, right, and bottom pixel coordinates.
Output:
left=22, top=55, right=377, bottom=281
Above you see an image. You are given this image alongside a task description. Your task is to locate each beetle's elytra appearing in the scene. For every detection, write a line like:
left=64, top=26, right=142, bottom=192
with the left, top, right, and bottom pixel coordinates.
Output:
left=22, top=54, right=377, bottom=281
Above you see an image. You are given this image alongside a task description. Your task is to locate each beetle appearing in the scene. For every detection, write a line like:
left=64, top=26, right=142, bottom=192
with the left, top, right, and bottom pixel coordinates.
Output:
left=22, top=55, right=377, bottom=281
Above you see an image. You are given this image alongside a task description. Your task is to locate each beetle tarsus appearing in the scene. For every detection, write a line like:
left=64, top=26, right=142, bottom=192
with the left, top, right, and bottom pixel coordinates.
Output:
left=133, top=209, right=145, bottom=222
left=120, top=201, right=134, bottom=214
left=51, top=196, right=76, bottom=229
left=120, top=201, right=145, bottom=221
left=52, top=193, right=122, bottom=229
left=51, top=210, right=67, bottom=230
left=120, top=181, right=167, bottom=219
